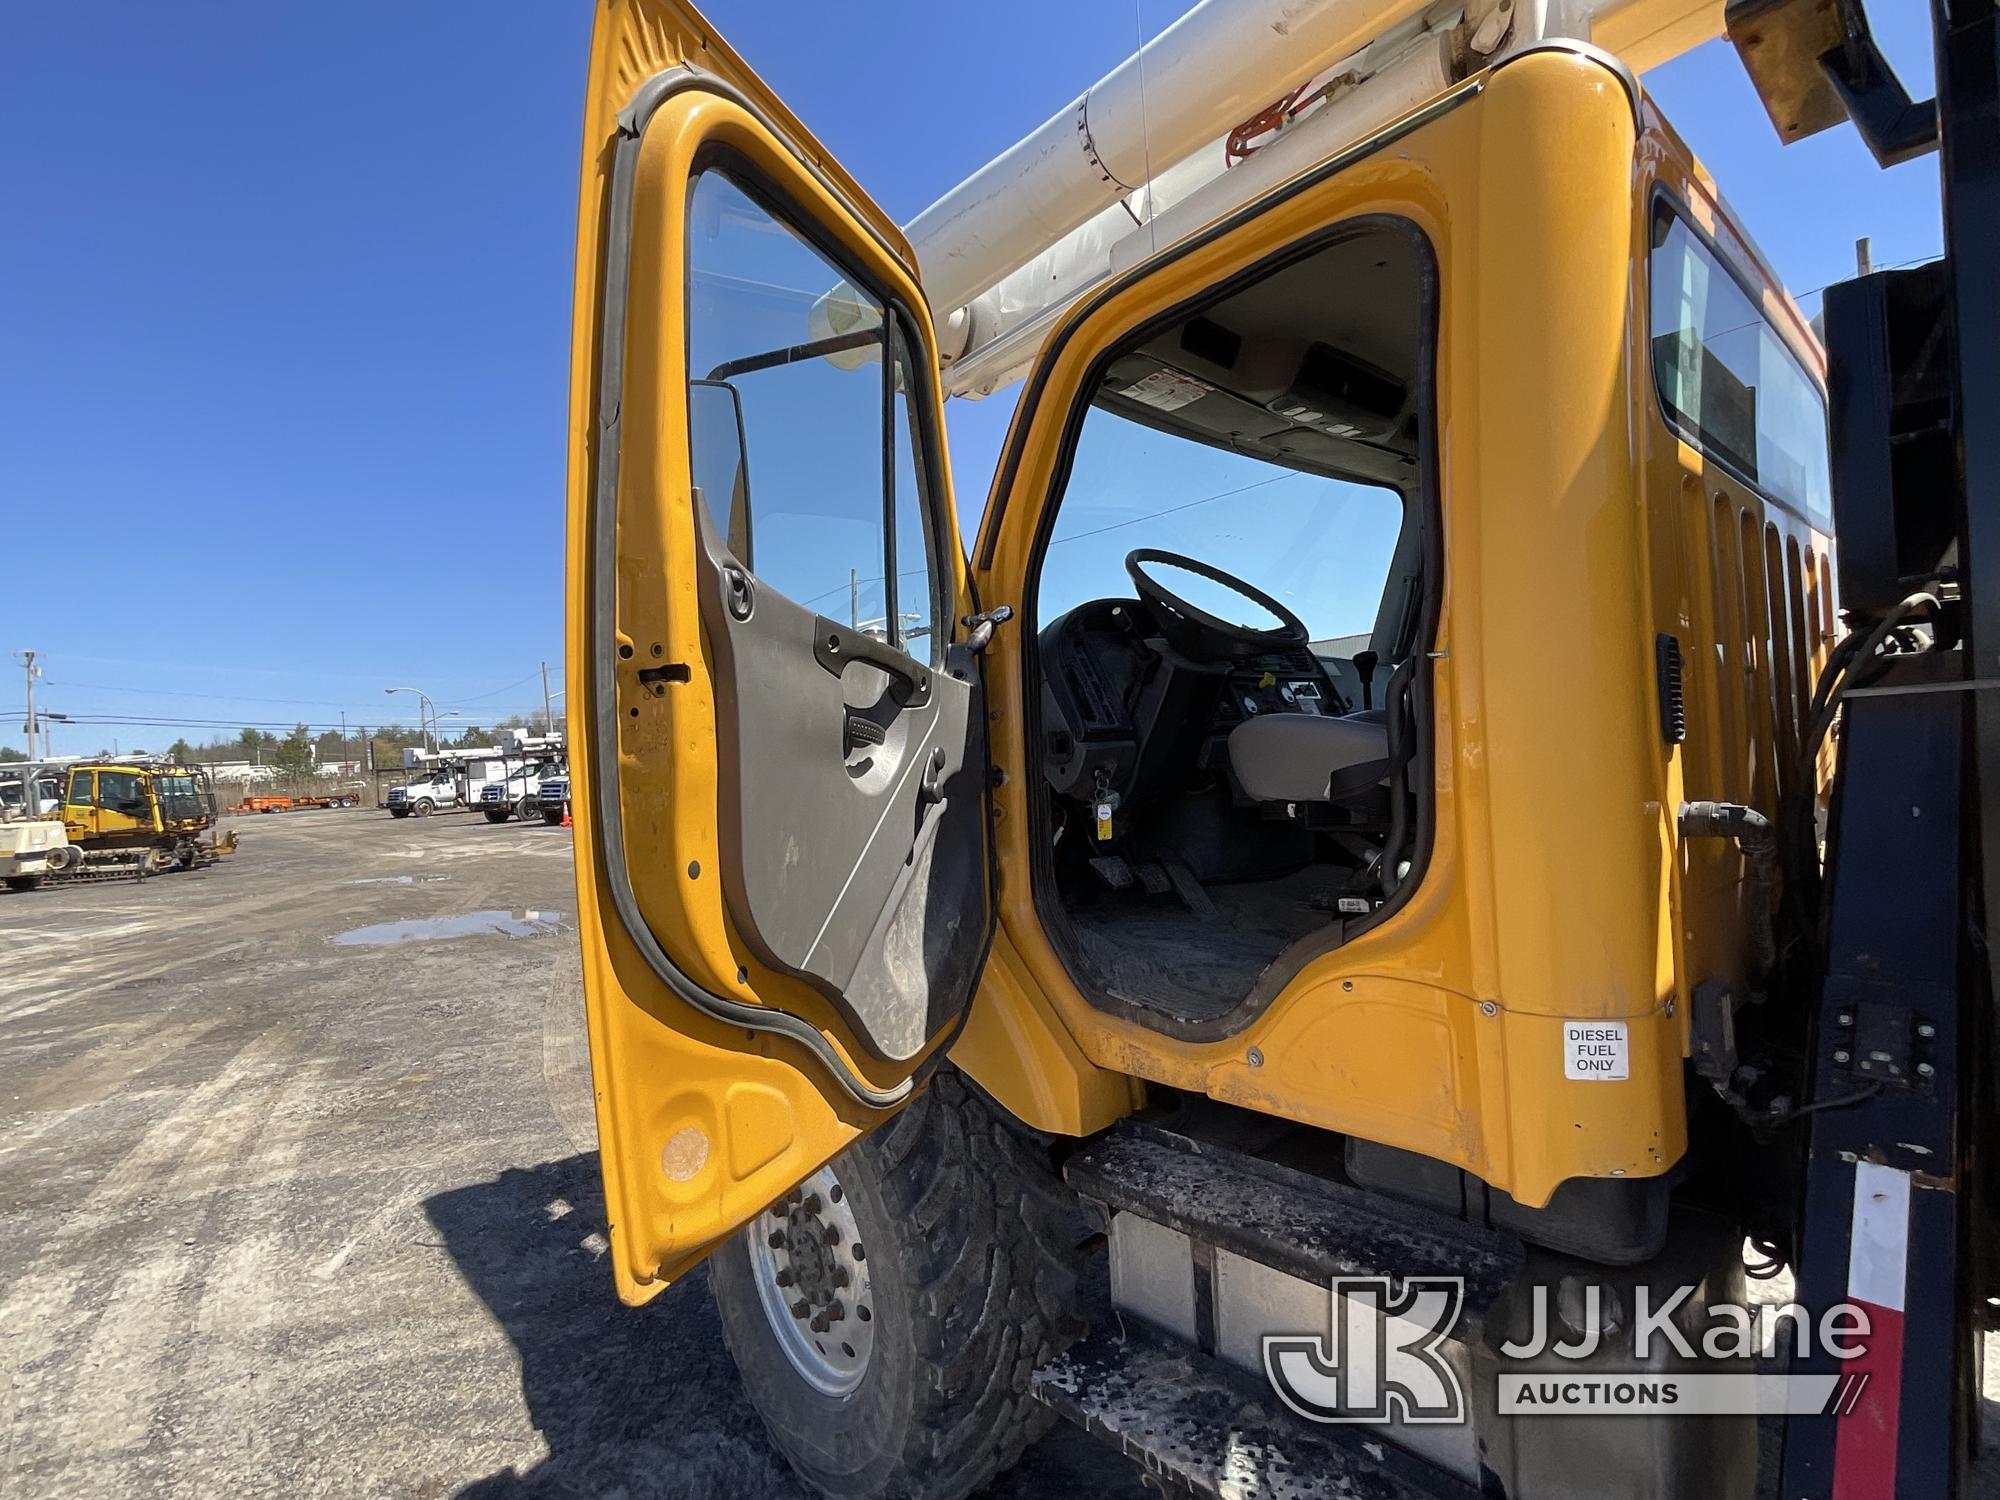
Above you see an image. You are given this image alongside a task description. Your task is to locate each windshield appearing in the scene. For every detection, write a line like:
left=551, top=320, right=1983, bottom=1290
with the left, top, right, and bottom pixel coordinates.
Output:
left=1037, top=404, right=1405, bottom=643
left=156, top=773, right=203, bottom=822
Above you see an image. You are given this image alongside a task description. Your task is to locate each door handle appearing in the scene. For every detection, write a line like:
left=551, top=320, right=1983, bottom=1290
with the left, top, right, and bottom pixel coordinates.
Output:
left=843, top=711, right=887, bottom=755
left=812, top=616, right=932, bottom=706
left=918, top=745, right=948, bottom=806
left=905, top=746, right=951, bottom=867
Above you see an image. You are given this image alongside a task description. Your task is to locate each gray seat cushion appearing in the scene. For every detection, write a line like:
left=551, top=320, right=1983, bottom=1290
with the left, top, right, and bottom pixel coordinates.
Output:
left=1228, top=713, right=1390, bottom=805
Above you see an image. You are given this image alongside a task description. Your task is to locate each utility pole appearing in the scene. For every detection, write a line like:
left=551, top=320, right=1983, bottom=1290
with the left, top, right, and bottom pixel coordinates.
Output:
left=541, top=661, right=553, bottom=734
left=1856, top=235, right=1874, bottom=276
left=17, top=650, right=38, bottom=761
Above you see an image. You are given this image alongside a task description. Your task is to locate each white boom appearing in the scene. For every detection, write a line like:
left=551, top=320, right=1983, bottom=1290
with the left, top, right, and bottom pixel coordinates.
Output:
left=906, top=0, right=1724, bottom=394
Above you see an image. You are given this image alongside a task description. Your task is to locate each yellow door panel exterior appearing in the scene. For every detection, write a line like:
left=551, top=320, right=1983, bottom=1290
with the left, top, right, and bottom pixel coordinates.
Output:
left=569, top=0, right=986, bottom=1303
left=61, top=769, right=96, bottom=844
left=90, top=769, right=155, bottom=842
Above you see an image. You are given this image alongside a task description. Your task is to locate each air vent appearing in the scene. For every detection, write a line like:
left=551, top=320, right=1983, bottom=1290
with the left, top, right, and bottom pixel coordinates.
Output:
left=1268, top=343, right=1407, bottom=442
left=1655, top=634, right=1687, bottom=745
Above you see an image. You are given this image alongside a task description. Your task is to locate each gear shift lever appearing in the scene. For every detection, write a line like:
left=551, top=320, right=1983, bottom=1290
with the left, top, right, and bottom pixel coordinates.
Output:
left=1352, top=649, right=1379, bottom=712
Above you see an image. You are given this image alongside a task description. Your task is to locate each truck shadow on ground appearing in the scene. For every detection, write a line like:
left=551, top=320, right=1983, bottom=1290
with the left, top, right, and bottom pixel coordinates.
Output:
left=425, top=1154, right=804, bottom=1500
left=425, top=1154, right=1139, bottom=1500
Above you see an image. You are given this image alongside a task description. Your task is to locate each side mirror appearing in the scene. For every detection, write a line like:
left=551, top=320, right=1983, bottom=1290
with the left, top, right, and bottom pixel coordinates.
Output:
left=690, top=378, right=753, bottom=566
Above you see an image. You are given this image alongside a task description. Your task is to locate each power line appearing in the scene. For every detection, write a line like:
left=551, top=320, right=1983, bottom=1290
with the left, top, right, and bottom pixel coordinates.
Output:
left=43, top=678, right=370, bottom=709
left=442, top=670, right=552, bottom=706
left=1, top=710, right=552, bottom=733
left=1045, top=471, right=1300, bottom=548
left=35, top=654, right=563, bottom=691
left=793, top=469, right=1304, bottom=611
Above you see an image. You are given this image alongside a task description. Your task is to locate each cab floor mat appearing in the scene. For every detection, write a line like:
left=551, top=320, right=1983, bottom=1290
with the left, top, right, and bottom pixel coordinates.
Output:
left=1065, top=866, right=1333, bottom=1023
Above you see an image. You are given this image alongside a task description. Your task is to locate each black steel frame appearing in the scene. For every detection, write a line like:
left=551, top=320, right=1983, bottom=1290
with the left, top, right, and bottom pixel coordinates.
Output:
left=1771, top=2, right=2000, bottom=1494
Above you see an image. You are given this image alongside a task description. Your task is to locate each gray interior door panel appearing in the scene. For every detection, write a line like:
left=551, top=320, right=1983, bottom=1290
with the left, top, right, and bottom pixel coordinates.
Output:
left=693, top=508, right=990, bottom=1064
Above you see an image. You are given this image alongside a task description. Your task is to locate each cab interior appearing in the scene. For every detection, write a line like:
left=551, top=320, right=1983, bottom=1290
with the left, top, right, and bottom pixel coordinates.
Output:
left=1025, top=223, right=1435, bottom=1034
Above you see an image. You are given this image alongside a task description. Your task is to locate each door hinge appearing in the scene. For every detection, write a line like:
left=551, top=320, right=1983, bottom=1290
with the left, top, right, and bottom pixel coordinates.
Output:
left=962, top=604, right=1015, bottom=654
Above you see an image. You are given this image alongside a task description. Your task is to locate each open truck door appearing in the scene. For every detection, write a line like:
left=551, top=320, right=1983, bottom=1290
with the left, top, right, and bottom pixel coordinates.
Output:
left=567, top=0, right=995, bottom=1302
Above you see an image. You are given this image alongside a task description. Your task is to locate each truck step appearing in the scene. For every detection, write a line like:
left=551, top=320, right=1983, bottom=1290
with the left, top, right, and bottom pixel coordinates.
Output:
left=1032, top=1314, right=1477, bottom=1500
left=1065, top=1121, right=1524, bottom=1326
left=1061, top=1119, right=1759, bottom=1499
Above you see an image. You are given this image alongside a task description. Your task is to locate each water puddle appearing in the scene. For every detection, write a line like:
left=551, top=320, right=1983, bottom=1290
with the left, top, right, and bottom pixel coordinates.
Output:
left=342, top=875, right=450, bottom=887
left=333, top=909, right=564, bottom=946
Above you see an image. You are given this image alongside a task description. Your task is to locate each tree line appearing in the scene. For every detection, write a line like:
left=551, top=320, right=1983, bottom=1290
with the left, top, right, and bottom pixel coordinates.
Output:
left=0, top=711, right=558, bottom=776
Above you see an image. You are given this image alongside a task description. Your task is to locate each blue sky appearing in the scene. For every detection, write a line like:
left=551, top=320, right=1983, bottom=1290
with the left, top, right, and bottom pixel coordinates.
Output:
left=0, top=1, right=1942, bottom=755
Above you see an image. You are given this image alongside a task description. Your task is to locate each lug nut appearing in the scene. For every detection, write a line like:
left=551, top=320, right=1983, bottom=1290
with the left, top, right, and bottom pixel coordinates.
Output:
left=824, top=1226, right=841, bottom=1247
left=831, top=1267, right=851, bottom=1288
left=803, top=1194, right=822, bottom=1215
left=775, top=1269, right=794, bottom=1287
left=810, top=1314, right=829, bottom=1333
left=791, top=1299, right=810, bottom=1319
left=826, top=1299, right=845, bottom=1322
left=768, top=1231, right=785, bottom=1249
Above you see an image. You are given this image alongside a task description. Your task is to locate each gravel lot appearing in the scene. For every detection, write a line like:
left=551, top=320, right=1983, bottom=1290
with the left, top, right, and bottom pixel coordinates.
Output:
left=0, top=811, right=1132, bottom=1499
left=6, top=809, right=1993, bottom=1499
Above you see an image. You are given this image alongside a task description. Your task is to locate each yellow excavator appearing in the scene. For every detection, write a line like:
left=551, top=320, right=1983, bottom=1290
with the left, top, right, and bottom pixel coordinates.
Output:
left=563, top=0, right=1997, bottom=1495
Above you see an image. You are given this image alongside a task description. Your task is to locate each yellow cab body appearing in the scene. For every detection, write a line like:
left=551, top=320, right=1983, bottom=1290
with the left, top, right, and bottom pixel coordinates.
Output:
left=567, top=0, right=1831, bottom=1302
left=62, top=765, right=161, bottom=849
left=60, top=763, right=212, bottom=851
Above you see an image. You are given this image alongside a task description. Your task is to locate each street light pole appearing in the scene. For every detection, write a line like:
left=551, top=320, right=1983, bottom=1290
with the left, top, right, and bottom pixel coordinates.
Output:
left=385, top=686, right=438, bottom=755
left=17, top=651, right=38, bottom=762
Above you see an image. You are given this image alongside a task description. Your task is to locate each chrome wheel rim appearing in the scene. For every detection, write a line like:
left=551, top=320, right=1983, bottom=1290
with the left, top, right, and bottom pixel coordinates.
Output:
left=746, top=1165, right=875, bottom=1395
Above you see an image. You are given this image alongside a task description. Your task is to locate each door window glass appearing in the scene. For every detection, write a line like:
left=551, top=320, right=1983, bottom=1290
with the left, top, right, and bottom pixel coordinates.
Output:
left=1649, top=203, right=1830, bottom=519
left=686, top=169, right=938, bottom=660
left=97, top=771, right=145, bottom=813
left=67, top=770, right=94, bottom=807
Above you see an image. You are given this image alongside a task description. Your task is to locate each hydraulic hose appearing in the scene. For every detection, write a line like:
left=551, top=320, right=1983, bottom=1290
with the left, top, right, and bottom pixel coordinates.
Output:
left=1783, top=592, right=1941, bottom=931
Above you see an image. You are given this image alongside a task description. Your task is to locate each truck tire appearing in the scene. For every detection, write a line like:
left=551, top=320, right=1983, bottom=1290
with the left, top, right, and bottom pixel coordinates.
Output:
left=709, top=1069, right=1085, bottom=1500
left=515, top=795, right=537, bottom=823
left=541, top=807, right=564, bottom=825
left=389, top=807, right=410, bottom=819
left=483, top=808, right=511, bottom=824
left=414, top=798, right=435, bottom=817
left=4, top=875, right=42, bottom=892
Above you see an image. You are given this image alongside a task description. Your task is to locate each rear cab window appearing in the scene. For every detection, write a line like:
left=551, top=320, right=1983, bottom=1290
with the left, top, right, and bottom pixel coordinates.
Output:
left=1648, top=198, right=1830, bottom=519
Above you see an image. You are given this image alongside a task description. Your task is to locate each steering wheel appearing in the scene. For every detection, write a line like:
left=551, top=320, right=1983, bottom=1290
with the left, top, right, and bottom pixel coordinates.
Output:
left=1124, top=548, right=1308, bottom=657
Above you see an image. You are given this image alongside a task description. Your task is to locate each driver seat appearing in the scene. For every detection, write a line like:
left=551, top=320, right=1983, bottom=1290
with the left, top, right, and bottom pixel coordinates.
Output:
left=1228, top=712, right=1391, bottom=808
